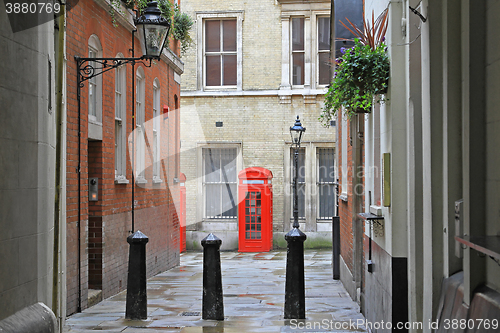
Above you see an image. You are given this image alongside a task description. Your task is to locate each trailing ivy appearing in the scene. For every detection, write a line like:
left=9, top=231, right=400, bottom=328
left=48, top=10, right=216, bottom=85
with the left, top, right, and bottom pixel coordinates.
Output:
left=173, top=4, right=193, bottom=55
left=110, top=0, right=192, bottom=57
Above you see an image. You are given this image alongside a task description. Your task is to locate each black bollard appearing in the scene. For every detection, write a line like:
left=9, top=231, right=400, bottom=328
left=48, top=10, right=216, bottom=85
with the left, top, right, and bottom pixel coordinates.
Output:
left=332, top=216, right=340, bottom=280
left=201, top=233, right=224, bottom=320
left=125, top=230, right=149, bottom=320
left=284, top=227, right=307, bottom=319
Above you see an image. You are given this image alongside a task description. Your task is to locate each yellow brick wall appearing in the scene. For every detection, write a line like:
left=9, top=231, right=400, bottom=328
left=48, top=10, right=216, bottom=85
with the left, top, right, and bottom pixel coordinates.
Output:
left=179, top=0, right=282, bottom=91
left=180, top=95, right=335, bottom=231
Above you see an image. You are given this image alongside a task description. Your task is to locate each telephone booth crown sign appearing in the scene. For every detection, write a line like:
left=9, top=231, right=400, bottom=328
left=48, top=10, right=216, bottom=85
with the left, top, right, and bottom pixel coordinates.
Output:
left=238, top=167, right=273, bottom=252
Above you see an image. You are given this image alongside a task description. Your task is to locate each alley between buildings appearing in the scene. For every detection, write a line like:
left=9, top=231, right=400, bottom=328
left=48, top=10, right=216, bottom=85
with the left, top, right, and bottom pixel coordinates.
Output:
left=64, top=250, right=366, bottom=332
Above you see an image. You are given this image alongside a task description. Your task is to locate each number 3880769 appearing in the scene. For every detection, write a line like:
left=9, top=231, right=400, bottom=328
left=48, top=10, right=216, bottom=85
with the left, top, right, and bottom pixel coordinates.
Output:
left=5, top=2, right=61, bottom=14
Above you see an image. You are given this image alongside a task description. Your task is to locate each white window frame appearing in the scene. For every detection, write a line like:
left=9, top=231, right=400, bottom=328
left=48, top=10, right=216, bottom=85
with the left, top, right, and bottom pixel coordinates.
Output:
left=290, top=147, right=306, bottom=220
left=316, top=15, right=331, bottom=87
left=198, top=144, right=241, bottom=220
left=316, top=147, right=336, bottom=220
left=291, top=16, right=306, bottom=87
left=280, top=7, right=331, bottom=91
left=341, top=114, right=348, bottom=196
left=152, top=78, right=162, bottom=183
left=135, top=67, right=147, bottom=184
left=196, top=11, right=244, bottom=91
left=114, top=54, right=128, bottom=184
left=88, top=35, right=102, bottom=124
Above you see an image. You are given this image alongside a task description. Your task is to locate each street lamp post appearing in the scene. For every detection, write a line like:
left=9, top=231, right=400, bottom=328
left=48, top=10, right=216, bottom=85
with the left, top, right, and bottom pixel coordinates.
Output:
left=73, top=1, right=171, bottom=316
left=284, top=115, right=307, bottom=320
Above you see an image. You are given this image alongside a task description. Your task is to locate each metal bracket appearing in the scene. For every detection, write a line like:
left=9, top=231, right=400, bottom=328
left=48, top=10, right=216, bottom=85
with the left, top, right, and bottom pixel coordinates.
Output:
left=75, top=56, right=152, bottom=85
left=409, top=5, right=427, bottom=22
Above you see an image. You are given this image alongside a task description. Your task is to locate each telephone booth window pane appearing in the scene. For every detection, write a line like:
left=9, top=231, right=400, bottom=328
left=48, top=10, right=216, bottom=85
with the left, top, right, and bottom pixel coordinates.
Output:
left=244, top=190, right=262, bottom=240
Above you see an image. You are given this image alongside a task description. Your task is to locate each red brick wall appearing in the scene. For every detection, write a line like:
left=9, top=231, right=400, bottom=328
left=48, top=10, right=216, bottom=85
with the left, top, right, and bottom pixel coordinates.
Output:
left=66, top=1, right=181, bottom=315
left=337, top=115, right=365, bottom=274
left=338, top=115, right=354, bottom=273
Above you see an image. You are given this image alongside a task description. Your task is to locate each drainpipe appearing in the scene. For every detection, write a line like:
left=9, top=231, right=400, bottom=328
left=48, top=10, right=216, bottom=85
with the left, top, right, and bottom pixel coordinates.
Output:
left=53, top=3, right=66, bottom=327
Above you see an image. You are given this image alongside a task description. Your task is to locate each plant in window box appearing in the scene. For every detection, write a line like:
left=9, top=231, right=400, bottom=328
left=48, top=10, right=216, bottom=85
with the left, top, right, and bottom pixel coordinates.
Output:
left=320, top=6, right=389, bottom=122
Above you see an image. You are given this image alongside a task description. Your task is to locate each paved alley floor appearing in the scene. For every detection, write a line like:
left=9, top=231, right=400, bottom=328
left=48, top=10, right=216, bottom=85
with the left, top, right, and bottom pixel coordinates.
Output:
left=64, top=250, right=366, bottom=332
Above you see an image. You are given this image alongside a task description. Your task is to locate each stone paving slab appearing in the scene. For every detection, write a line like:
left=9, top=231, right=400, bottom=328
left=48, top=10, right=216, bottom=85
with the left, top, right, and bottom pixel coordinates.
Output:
left=64, top=250, right=366, bottom=332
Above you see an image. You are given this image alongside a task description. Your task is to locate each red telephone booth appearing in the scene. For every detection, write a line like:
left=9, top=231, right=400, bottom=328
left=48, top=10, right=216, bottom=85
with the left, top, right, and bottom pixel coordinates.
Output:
left=238, top=167, right=273, bottom=252
left=179, top=173, right=186, bottom=253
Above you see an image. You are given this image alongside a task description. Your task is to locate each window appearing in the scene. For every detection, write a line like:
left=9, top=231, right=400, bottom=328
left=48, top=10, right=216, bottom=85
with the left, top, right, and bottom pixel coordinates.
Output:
left=114, top=58, right=128, bottom=183
left=317, top=16, right=331, bottom=85
left=280, top=7, right=332, bottom=91
left=371, top=104, right=382, bottom=206
left=88, top=35, right=102, bottom=123
left=205, top=19, right=237, bottom=87
left=196, top=11, right=243, bottom=90
left=292, top=17, right=305, bottom=86
left=317, top=148, right=335, bottom=219
left=135, top=67, right=146, bottom=183
left=203, top=148, right=237, bottom=218
left=290, top=148, right=306, bottom=219
left=341, top=116, right=348, bottom=195
left=152, top=79, right=162, bottom=182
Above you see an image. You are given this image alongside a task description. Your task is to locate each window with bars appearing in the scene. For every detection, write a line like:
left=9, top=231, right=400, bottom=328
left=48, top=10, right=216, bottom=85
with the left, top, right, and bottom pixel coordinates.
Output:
left=205, top=19, right=237, bottom=87
left=290, top=148, right=306, bottom=219
left=317, top=148, right=336, bottom=219
left=203, top=148, right=237, bottom=218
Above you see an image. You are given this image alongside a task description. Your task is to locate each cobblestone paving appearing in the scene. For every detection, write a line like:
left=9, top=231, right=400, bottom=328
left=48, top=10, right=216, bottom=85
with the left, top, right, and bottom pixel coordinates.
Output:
left=64, top=250, right=366, bottom=332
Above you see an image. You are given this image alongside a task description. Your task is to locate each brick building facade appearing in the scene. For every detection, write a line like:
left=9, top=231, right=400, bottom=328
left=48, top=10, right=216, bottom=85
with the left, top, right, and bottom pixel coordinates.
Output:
left=65, top=0, right=183, bottom=315
left=180, top=0, right=336, bottom=251
left=337, top=114, right=365, bottom=302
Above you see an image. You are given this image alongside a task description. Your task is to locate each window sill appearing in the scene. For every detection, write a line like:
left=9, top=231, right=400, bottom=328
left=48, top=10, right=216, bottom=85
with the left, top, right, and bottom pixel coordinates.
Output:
left=135, top=177, right=147, bottom=184
left=88, top=118, right=102, bottom=126
left=369, top=205, right=383, bottom=216
left=115, top=177, right=129, bottom=184
left=152, top=177, right=163, bottom=184
left=339, top=193, right=348, bottom=202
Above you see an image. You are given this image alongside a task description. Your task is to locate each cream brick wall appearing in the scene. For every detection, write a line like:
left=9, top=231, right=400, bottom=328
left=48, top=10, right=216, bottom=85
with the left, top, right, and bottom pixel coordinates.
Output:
left=180, top=0, right=335, bottom=248
left=180, top=95, right=335, bottom=232
left=180, top=0, right=282, bottom=91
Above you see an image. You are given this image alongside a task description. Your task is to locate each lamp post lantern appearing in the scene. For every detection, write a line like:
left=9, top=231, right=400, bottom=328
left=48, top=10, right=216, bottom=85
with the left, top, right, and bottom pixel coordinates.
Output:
left=135, top=1, right=171, bottom=59
left=73, top=0, right=170, bottom=315
left=284, top=115, right=307, bottom=319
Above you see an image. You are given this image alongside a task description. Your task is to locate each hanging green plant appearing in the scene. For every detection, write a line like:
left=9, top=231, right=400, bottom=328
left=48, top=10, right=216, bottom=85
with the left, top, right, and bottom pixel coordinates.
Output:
left=173, top=4, right=194, bottom=56
left=321, top=39, right=389, bottom=121
left=320, top=3, right=390, bottom=123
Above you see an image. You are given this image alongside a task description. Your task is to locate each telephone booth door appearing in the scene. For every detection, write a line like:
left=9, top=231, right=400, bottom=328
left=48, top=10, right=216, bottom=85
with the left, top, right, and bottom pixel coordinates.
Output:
left=238, top=167, right=273, bottom=252
left=179, top=173, right=186, bottom=253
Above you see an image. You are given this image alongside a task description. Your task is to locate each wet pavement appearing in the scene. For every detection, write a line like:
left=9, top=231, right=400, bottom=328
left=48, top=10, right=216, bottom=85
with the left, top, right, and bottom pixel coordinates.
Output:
left=64, top=250, right=366, bottom=332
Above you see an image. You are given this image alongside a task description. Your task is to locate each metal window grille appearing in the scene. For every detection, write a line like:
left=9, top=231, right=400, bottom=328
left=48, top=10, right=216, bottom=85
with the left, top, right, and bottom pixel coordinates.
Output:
left=203, top=148, right=237, bottom=218
left=317, top=148, right=336, bottom=219
left=290, top=148, right=306, bottom=219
